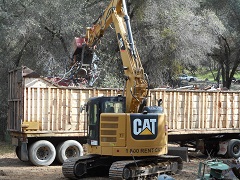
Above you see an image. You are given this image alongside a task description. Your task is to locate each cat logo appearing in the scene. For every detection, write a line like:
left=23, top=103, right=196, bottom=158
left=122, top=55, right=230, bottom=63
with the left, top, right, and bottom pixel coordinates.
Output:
left=130, top=114, right=158, bottom=140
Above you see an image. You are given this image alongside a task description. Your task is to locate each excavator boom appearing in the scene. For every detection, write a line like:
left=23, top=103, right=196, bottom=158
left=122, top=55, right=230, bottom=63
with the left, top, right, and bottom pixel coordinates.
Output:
left=72, top=0, right=148, bottom=113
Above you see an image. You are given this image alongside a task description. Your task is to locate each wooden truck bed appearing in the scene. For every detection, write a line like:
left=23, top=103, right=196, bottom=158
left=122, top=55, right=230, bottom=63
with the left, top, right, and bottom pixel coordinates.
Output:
left=8, top=66, right=122, bottom=138
left=8, top=67, right=240, bottom=141
left=150, top=89, right=240, bottom=141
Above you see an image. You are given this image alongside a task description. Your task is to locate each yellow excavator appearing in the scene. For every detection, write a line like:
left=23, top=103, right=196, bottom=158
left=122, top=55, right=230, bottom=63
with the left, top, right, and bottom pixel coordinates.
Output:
left=62, top=0, right=182, bottom=179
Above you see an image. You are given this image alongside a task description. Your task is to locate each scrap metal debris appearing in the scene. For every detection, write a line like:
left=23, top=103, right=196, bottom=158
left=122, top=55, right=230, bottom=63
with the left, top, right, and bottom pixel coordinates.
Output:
left=66, top=37, right=101, bottom=87
left=47, top=42, right=100, bottom=87
left=223, top=159, right=240, bottom=179
left=197, top=159, right=229, bottom=180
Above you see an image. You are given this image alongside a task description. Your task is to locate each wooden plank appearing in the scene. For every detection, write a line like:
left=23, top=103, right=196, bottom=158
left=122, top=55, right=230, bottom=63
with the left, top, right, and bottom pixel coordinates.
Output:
left=52, top=88, right=56, bottom=131
left=23, top=87, right=27, bottom=130
left=168, top=91, right=173, bottom=129
left=196, top=92, right=200, bottom=129
left=191, top=92, right=195, bottom=129
left=69, top=89, right=73, bottom=127
left=235, top=93, right=240, bottom=128
left=212, top=92, right=216, bottom=128
left=187, top=92, right=191, bottom=129
left=219, top=94, right=223, bottom=128
left=234, top=93, right=238, bottom=128
left=176, top=91, right=180, bottom=129
left=41, top=88, right=45, bottom=130
left=48, top=88, right=51, bottom=131
left=221, top=93, right=226, bottom=128
left=62, top=89, right=67, bottom=131
left=184, top=92, right=188, bottom=129
left=60, top=89, right=64, bottom=130
left=66, top=89, right=70, bottom=130
left=27, top=88, right=31, bottom=122
left=79, top=89, right=83, bottom=131
left=232, top=93, right=236, bottom=128
left=166, top=91, right=171, bottom=129
left=204, top=92, right=208, bottom=129
left=200, top=92, right=204, bottom=129
left=56, top=88, right=59, bottom=131
left=226, top=93, right=229, bottom=128
left=36, top=88, right=40, bottom=125
left=216, top=92, right=220, bottom=128
left=17, top=100, right=20, bottom=130
left=32, top=88, right=35, bottom=122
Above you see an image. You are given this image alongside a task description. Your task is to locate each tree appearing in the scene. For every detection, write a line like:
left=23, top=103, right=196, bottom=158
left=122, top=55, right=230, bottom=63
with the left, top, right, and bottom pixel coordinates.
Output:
left=0, top=0, right=234, bottom=139
left=0, top=0, right=109, bottom=139
left=204, top=0, right=240, bottom=89
left=129, top=0, right=224, bottom=87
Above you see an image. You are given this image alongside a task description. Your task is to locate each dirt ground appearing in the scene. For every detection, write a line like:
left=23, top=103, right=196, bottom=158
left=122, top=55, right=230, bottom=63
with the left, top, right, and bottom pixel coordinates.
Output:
left=0, top=142, right=238, bottom=180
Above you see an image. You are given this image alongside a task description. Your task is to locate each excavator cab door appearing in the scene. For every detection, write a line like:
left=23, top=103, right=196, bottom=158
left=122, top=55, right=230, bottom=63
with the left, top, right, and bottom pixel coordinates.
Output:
left=87, top=98, right=100, bottom=146
left=87, top=96, right=126, bottom=146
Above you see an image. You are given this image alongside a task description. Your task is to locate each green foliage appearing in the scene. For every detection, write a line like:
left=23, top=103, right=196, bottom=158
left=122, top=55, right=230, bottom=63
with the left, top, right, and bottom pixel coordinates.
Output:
left=195, top=70, right=240, bottom=82
left=160, top=28, right=176, bottom=52
left=195, top=71, right=216, bottom=81
left=172, top=60, right=184, bottom=75
left=202, top=0, right=240, bottom=88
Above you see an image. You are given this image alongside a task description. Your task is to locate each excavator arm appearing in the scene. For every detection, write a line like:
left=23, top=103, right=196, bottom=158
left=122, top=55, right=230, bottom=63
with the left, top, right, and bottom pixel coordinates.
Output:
left=73, top=0, right=148, bottom=113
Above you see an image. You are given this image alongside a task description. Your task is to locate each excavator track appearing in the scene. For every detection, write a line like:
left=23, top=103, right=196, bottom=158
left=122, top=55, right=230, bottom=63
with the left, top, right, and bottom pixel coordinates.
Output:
left=109, top=155, right=183, bottom=179
left=62, top=155, right=182, bottom=179
left=62, top=154, right=100, bottom=179
left=62, top=158, right=78, bottom=179
left=109, top=160, right=136, bottom=179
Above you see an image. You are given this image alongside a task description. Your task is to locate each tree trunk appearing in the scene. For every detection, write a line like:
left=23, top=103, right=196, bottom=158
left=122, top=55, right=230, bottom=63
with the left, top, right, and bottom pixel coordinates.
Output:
left=14, top=40, right=30, bottom=67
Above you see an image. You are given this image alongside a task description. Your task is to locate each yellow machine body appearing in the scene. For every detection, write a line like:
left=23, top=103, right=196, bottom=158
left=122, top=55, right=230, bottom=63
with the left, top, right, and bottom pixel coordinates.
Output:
left=87, top=113, right=168, bottom=156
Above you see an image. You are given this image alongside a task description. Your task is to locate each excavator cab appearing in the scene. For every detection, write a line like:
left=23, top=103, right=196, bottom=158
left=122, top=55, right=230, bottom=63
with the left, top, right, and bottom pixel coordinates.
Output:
left=86, top=95, right=126, bottom=146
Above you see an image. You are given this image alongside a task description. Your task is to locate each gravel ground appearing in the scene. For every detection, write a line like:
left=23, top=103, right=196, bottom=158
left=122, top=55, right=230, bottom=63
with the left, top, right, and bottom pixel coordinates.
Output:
left=0, top=150, right=200, bottom=180
left=0, top=142, right=238, bottom=180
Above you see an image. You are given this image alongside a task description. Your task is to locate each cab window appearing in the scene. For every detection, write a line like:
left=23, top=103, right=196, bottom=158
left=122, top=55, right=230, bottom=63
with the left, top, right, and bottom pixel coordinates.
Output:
left=103, top=101, right=124, bottom=113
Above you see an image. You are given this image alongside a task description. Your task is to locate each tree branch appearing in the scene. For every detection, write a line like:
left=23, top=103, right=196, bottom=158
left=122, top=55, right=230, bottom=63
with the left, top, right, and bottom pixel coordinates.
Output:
left=44, top=26, right=71, bottom=59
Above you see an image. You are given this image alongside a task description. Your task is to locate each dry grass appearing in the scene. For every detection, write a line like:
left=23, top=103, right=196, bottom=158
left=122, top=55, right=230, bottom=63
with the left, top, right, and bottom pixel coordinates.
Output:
left=0, top=141, right=15, bottom=155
